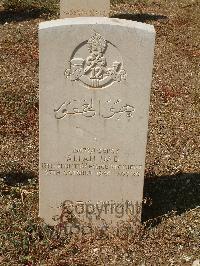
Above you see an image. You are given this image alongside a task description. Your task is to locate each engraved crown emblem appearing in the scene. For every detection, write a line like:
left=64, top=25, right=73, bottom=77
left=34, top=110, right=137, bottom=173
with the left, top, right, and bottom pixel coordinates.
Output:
left=65, top=33, right=127, bottom=89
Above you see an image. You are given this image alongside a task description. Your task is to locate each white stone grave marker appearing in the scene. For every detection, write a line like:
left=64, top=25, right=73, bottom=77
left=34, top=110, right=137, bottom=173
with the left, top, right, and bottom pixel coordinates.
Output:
left=39, top=17, right=155, bottom=226
left=60, top=0, right=110, bottom=18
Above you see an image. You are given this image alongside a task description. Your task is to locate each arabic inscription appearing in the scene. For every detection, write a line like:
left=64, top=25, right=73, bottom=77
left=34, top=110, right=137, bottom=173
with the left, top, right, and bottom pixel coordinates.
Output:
left=54, top=98, right=135, bottom=120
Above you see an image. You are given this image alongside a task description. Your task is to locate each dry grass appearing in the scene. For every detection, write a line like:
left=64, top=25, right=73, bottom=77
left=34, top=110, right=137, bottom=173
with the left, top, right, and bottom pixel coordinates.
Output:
left=0, top=0, right=200, bottom=265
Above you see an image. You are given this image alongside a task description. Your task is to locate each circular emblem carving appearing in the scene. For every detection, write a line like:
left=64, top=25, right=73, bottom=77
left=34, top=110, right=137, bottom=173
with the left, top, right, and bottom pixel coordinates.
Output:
left=65, top=33, right=127, bottom=89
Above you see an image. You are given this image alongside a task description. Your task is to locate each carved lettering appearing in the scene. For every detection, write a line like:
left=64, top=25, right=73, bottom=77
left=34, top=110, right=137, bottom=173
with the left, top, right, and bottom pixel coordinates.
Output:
left=54, top=98, right=135, bottom=120
left=64, top=9, right=108, bottom=17
left=41, top=147, right=143, bottom=177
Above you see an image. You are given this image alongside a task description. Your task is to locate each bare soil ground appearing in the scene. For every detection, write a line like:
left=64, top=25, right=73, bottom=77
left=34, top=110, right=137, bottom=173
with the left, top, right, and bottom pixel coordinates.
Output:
left=0, top=0, right=199, bottom=265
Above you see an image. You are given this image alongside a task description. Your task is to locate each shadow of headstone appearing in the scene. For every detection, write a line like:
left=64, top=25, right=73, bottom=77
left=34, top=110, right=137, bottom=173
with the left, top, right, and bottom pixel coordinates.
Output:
left=112, top=13, right=168, bottom=23
left=0, top=8, right=49, bottom=24
left=142, top=173, right=200, bottom=225
left=0, top=170, right=37, bottom=186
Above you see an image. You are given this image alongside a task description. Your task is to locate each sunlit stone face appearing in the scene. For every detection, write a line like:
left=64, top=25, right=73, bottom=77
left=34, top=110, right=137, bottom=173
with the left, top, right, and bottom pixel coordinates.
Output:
left=60, top=0, right=110, bottom=18
left=39, top=17, right=155, bottom=225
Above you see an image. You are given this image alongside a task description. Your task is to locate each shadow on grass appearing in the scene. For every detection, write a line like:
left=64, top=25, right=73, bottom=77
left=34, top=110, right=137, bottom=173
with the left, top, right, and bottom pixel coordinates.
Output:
left=0, top=8, right=50, bottom=24
left=142, top=172, right=200, bottom=225
left=1, top=169, right=199, bottom=225
left=112, top=13, right=168, bottom=22
left=1, top=171, right=37, bottom=186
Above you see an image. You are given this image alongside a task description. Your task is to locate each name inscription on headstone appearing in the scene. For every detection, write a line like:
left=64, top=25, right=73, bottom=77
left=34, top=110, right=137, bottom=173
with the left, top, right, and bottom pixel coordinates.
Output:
left=41, top=147, right=143, bottom=177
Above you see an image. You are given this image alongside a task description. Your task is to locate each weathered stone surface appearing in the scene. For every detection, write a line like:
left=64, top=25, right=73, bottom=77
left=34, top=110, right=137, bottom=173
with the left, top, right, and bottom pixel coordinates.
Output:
left=60, top=0, right=110, bottom=18
left=39, top=17, right=155, bottom=226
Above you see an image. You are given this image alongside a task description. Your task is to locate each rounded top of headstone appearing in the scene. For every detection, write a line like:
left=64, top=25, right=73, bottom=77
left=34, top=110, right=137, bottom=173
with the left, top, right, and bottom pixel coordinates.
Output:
left=39, top=17, right=155, bottom=35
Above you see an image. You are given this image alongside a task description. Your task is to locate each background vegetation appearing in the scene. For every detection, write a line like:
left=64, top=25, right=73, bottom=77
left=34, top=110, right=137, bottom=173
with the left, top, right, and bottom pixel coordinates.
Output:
left=1, top=0, right=149, bottom=12
left=2, top=0, right=59, bottom=12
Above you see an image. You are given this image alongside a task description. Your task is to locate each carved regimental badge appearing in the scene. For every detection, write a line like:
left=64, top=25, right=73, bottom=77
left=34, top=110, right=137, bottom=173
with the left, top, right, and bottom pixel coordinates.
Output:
left=65, top=33, right=127, bottom=89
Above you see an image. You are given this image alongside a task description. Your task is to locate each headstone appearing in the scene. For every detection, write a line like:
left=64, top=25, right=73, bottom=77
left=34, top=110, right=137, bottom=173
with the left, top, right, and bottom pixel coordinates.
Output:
left=39, top=17, right=155, bottom=226
left=60, top=0, right=110, bottom=18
